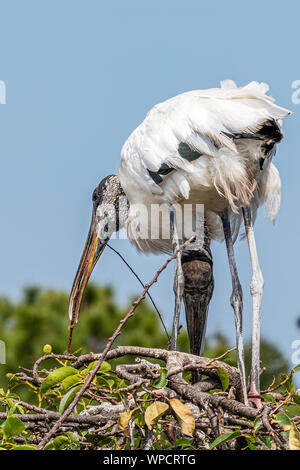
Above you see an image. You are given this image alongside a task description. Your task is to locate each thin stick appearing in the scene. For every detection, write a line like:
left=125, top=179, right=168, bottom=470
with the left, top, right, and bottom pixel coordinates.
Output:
left=67, top=242, right=171, bottom=353
left=207, top=347, right=237, bottom=366
left=107, top=243, right=170, bottom=339
left=36, top=236, right=195, bottom=450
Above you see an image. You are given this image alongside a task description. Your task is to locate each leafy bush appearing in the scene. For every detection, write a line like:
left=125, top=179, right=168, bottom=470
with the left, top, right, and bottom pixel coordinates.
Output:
left=0, top=351, right=299, bottom=450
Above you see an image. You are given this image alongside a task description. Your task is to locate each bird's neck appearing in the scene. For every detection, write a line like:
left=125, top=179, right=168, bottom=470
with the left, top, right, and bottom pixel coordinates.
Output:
left=115, top=179, right=130, bottom=232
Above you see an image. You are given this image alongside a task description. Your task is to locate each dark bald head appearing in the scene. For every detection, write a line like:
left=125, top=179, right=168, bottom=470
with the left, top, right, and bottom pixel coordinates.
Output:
left=92, top=174, right=125, bottom=208
left=68, top=174, right=129, bottom=324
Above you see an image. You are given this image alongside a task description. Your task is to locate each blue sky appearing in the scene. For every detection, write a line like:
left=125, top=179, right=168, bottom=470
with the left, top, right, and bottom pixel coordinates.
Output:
left=0, top=1, right=299, bottom=367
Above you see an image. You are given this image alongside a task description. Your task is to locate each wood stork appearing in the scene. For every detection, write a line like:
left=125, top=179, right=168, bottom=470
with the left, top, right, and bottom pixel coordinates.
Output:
left=68, top=80, right=290, bottom=407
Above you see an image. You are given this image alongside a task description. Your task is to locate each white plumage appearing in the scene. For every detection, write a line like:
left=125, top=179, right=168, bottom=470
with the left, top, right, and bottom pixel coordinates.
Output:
left=68, top=79, right=291, bottom=407
left=119, top=80, right=290, bottom=252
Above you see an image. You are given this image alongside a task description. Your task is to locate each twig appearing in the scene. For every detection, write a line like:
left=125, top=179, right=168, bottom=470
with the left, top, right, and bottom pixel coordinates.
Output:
left=261, top=406, right=288, bottom=450
left=36, top=236, right=195, bottom=450
left=0, top=412, right=111, bottom=426
left=207, top=347, right=237, bottom=365
left=73, top=345, right=258, bottom=420
left=128, top=418, right=135, bottom=450
left=143, top=428, right=155, bottom=450
left=205, top=404, right=219, bottom=439
left=33, top=354, right=77, bottom=383
left=107, top=243, right=170, bottom=340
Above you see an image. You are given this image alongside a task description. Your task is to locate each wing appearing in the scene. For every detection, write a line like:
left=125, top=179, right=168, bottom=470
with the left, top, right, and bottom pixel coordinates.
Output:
left=119, top=80, right=290, bottom=204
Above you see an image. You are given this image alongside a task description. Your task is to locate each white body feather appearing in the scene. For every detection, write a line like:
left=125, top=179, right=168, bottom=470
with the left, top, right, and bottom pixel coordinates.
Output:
left=118, top=81, right=290, bottom=252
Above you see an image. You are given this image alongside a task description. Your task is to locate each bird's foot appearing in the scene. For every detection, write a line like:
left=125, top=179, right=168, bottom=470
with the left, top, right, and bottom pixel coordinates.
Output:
left=248, top=382, right=263, bottom=409
left=248, top=394, right=263, bottom=409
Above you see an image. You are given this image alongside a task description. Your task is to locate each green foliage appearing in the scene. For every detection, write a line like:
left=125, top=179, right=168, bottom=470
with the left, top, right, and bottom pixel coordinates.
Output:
left=154, top=368, right=167, bottom=389
left=0, top=356, right=299, bottom=451
left=0, top=283, right=290, bottom=398
left=216, top=367, right=230, bottom=391
left=3, top=416, right=26, bottom=440
left=204, top=333, right=290, bottom=390
left=0, top=284, right=171, bottom=398
left=40, top=367, right=78, bottom=394
left=210, top=431, right=241, bottom=449
left=0, top=282, right=297, bottom=451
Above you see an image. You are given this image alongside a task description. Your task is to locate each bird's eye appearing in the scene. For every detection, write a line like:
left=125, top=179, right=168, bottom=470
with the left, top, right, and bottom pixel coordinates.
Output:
left=92, top=190, right=98, bottom=202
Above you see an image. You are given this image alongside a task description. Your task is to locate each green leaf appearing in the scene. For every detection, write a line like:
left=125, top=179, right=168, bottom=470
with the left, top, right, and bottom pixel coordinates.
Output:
left=3, top=417, right=26, bottom=439
left=293, top=364, right=300, bottom=373
left=154, top=368, right=167, bottom=389
left=253, top=417, right=262, bottom=431
left=245, top=436, right=260, bottom=450
left=97, top=361, right=111, bottom=372
left=87, top=361, right=98, bottom=372
left=44, top=435, right=69, bottom=450
left=133, top=410, right=145, bottom=426
left=113, top=377, right=126, bottom=389
left=7, top=401, right=20, bottom=417
left=210, top=431, right=241, bottom=449
left=174, top=438, right=194, bottom=448
left=263, top=393, right=277, bottom=404
left=85, top=434, right=115, bottom=447
left=59, top=385, right=82, bottom=415
left=6, top=374, right=18, bottom=386
left=282, top=404, right=300, bottom=418
left=85, top=360, right=111, bottom=374
left=40, top=367, right=78, bottom=394
left=275, top=412, right=291, bottom=426
left=283, top=374, right=296, bottom=394
left=60, top=374, right=82, bottom=391
left=258, top=435, right=272, bottom=449
left=97, top=375, right=115, bottom=389
left=216, top=367, right=230, bottom=391
left=292, top=394, right=300, bottom=405
left=66, top=432, right=80, bottom=450
left=12, top=445, right=36, bottom=450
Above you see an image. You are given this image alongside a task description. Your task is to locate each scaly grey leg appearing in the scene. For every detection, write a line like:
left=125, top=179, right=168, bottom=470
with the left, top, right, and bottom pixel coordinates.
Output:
left=221, top=209, right=248, bottom=405
left=169, top=205, right=184, bottom=351
left=242, top=206, right=264, bottom=408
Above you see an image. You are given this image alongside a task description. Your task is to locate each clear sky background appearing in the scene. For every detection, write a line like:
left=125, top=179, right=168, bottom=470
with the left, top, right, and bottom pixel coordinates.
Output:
left=0, top=1, right=299, bottom=367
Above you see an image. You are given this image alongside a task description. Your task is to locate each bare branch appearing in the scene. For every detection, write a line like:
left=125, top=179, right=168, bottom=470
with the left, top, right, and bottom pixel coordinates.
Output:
left=36, top=236, right=195, bottom=450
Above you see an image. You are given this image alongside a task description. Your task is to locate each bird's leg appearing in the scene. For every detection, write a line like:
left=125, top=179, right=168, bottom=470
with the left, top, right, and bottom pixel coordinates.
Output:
left=242, top=206, right=264, bottom=409
left=182, top=217, right=214, bottom=383
left=220, top=210, right=248, bottom=405
left=169, top=205, right=184, bottom=351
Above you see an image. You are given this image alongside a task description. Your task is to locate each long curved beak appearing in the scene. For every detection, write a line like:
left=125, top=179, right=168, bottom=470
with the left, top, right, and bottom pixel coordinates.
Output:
left=68, top=212, right=108, bottom=323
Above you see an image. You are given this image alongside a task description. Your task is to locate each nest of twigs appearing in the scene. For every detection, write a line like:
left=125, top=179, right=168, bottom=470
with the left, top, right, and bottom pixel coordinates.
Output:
left=1, top=346, right=299, bottom=450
